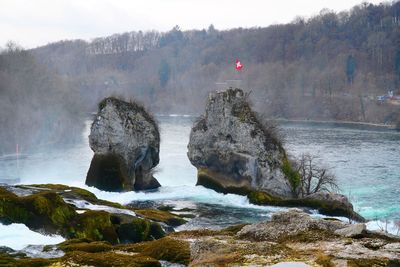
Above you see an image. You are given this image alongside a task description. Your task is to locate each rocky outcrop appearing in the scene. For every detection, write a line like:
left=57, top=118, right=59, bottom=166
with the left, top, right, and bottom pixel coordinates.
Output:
left=334, top=223, right=366, bottom=237
left=188, top=88, right=364, bottom=221
left=0, top=185, right=168, bottom=244
left=237, top=209, right=343, bottom=241
left=248, top=190, right=365, bottom=222
left=1, top=201, right=399, bottom=266
left=178, top=210, right=400, bottom=266
left=86, top=97, right=160, bottom=192
left=188, top=88, right=293, bottom=197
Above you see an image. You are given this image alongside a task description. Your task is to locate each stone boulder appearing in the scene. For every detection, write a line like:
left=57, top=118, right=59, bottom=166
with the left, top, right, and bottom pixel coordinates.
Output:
left=334, top=223, right=366, bottom=237
left=237, top=209, right=344, bottom=241
left=86, top=97, right=160, bottom=191
left=187, top=88, right=293, bottom=197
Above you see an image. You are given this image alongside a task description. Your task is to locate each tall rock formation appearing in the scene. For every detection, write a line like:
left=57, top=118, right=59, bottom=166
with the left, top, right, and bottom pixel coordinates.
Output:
left=187, top=88, right=293, bottom=197
left=86, top=97, right=160, bottom=191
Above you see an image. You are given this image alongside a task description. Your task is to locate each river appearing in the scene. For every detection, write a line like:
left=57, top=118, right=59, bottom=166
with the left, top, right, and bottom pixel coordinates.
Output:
left=0, top=115, right=399, bottom=249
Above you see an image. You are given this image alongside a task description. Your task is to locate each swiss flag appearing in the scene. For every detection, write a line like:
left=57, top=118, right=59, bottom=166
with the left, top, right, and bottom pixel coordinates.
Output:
left=235, top=58, right=243, bottom=71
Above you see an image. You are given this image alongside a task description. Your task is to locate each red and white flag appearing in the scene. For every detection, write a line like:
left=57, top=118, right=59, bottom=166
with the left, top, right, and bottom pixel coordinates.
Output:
left=235, top=58, right=243, bottom=71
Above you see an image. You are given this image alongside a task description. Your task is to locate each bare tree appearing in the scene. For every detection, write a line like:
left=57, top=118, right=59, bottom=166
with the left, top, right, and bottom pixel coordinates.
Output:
left=296, top=153, right=339, bottom=197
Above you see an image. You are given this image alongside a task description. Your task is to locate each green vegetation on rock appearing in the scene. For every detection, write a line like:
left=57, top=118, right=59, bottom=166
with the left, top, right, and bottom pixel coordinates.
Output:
left=121, top=237, right=191, bottom=265
left=135, top=209, right=187, bottom=227
left=62, top=251, right=161, bottom=267
left=281, top=156, right=301, bottom=194
left=0, top=186, right=166, bottom=244
left=0, top=187, right=76, bottom=232
left=58, top=238, right=113, bottom=253
left=247, top=190, right=365, bottom=221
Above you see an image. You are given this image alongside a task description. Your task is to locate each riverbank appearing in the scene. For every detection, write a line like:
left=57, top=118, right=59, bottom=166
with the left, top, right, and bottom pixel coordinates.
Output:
left=276, top=118, right=397, bottom=131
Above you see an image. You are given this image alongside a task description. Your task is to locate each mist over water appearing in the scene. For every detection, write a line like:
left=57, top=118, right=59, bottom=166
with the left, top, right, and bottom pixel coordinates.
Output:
left=1, top=116, right=399, bottom=226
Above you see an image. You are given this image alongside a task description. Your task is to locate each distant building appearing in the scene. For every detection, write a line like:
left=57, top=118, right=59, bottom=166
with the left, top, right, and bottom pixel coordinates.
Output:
left=377, top=90, right=400, bottom=105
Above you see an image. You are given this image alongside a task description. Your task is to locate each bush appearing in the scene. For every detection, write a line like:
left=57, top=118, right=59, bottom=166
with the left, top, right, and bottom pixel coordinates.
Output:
left=295, top=153, right=339, bottom=197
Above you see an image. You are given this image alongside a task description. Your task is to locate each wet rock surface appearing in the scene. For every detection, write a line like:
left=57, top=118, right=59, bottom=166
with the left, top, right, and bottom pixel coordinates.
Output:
left=0, top=184, right=192, bottom=245
left=188, top=88, right=293, bottom=198
left=86, top=97, right=160, bottom=192
left=1, top=199, right=399, bottom=266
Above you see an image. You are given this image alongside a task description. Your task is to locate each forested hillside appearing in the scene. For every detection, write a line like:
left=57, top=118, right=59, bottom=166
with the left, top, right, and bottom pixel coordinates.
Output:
left=1, top=1, right=400, bottom=153
left=0, top=43, right=84, bottom=153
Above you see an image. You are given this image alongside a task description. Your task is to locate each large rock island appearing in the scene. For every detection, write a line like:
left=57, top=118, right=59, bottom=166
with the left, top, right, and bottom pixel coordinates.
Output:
left=188, top=88, right=293, bottom=197
left=188, top=88, right=364, bottom=221
left=86, top=97, right=161, bottom=192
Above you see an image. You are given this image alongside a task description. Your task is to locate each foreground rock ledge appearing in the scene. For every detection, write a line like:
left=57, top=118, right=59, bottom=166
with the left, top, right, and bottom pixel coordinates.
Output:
left=2, top=209, right=398, bottom=266
left=86, top=97, right=161, bottom=192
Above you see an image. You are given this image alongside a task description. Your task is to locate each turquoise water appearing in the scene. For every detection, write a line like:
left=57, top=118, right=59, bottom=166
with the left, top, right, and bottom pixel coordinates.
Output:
left=282, top=122, right=400, bottom=220
left=0, top=116, right=399, bottom=224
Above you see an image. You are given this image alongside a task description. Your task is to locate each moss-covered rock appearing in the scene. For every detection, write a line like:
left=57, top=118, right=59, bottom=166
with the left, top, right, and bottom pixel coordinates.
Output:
left=134, top=209, right=187, bottom=227
left=20, top=184, right=125, bottom=208
left=247, top=190, right=365, bottom=221
left=0, top=186, right=166, bottom=244
left=121, top=237, right=191, bottom=265
left=0, top=187, right=76, bottom=233
left=62, top=251, right=161, bottom=267
left=0, top=250, right=56, bottom=267
left=58, top=238, right=113, bottom=253
left=68, top=210, right=117, bottom=242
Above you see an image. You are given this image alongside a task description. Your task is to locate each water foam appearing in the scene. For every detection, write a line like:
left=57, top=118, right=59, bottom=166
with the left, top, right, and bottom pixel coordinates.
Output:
left=0, top=223, right=64, bottom=250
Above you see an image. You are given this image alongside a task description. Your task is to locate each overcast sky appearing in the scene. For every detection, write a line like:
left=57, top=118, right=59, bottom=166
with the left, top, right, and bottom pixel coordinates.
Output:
left=0, top=0, right=385, bottom=49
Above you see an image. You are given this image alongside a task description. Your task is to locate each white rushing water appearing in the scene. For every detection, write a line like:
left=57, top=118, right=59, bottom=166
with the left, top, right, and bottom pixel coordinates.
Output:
left=0, top=223, right=64, bottom=250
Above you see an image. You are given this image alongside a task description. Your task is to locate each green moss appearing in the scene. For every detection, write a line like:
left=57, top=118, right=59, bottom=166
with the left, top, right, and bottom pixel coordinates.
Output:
left=124, top=237, right=190, bottom=265
left=0, top=186, right=166, bottom=245
left=0, top=252, right=17, bottom=266
left=26, top=184, right=125, bottom=209
left=117, top=218, right=151, bottom=243
left=134, top=209, right=187, bottom=227
left=58, top=239, right=113, bottom=253
left=63, top=251, right=161, bottom=267
left=281, top=156, right=301, bottom=193
left=157, top=205, right=174, bottom=211
left=70, top=210, right=114, bottom=242
left=13, top=258, right=56, bottom=267
left=247, top=190, right=365, bottom=222
left=0, top=188, right=76, bottom=230
left=24, top=192, right=77, bottom=227
left=150, top=222, right=166, bottom=240
left=0, top=252, right=56, bottom=267
left=247, top=190, right=284, bottom=205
